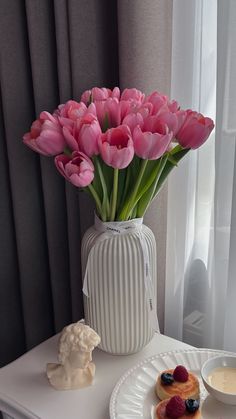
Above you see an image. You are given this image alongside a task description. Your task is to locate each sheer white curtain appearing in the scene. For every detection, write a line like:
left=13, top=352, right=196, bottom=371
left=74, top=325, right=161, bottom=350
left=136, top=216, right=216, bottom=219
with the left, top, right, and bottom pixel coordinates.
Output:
left=165, top=0, right=236, bottom=351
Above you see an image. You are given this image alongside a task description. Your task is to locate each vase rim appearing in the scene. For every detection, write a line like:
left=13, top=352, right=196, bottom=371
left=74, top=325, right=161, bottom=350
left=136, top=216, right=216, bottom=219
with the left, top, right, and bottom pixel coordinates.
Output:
left=94, top=213, right=143, bottom=232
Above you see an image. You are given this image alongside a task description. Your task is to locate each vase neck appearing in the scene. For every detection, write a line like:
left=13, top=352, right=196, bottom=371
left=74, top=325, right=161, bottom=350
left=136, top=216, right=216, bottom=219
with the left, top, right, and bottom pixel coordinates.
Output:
left=94, top=213, right=143, bottom=234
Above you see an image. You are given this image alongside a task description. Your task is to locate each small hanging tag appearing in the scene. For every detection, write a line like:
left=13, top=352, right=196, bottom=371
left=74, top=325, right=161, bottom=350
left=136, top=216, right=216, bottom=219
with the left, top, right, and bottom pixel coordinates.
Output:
left=82, top=264, right=89, bottom=297
left=137, top=231, right=160, bottom=333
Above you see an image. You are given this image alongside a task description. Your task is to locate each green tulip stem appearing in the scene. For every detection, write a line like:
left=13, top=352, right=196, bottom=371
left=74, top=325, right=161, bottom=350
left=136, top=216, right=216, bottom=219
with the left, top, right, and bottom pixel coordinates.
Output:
left=94, top=156, right=109, bottom=220
left=110, top=168, right=119, bottom=221
left=118, top=165, right=131, bottom=213
left=120, top=159, right=148, bottom=220
left=87, top=184, right=104, bottom=220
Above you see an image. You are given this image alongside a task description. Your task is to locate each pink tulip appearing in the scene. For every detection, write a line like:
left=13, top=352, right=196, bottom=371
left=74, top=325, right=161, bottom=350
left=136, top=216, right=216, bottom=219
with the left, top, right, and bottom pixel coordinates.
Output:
left=57, top=100, right=87, bottom=120
left=133, top=123, right=173, bottom=160
left=63, top=113, right=101, bottom=156
left=135, top=102, right=153, bottom=119
left=55, top=151, right=94, bottom=187
left=176, top=110, right=214, bottom=149
left=57, top=101, right=97, bottom=130
left=122, top=100, right=152, bottom=118
left=122, top=112, right=144, bottom=133
left=120, top=88, right=145, bottom=104
left=81, top=87, right=120, bottom=104
left=144, top=110, right=187, bottom=137
left=145, top=91, right=168, bottom=115
left=111, top=87, right=120, bottom=100
left=99, top=125, right=134, bottom=169
left=119, top=100, right=133, bottom=121
left=167, top=100, right=180, bottom=113
left=163, top=110, right=187, bottom=137
left=23, top=111, right=66, bottom=156
left=118, top=101, right=152, bottom=124
left=95, top=98, right=121, bottom=128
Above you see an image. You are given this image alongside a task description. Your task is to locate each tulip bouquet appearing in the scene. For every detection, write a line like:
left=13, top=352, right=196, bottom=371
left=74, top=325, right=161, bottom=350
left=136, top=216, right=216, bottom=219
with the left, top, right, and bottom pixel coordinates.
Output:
left=23, top=87, right=214, bottom=221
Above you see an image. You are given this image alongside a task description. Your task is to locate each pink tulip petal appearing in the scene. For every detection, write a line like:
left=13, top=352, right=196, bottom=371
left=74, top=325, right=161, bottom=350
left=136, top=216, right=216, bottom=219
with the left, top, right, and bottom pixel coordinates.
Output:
left=121, top=88, right=145, bottom=103
left=40, top=111, right=56, bottom=123
left=23, top=136, right=49, bottom=156
left=55, top=152, right=94, bottom=187
left=133, top=126, right=172, bottom=160
left=23, top=111, right=66, bottom=156
left=176, top=111, right=214, bottom=149
left=63, top=126, right=79, bottom=151
left=36, top=131, right=65, bottom=155
left=58, top=116, right=74, bottom=128
left=112, top=87, right=120, bottom=100
left=123, top=112, right=144, bottom=133
left=99, top=125, right=134, bottom=169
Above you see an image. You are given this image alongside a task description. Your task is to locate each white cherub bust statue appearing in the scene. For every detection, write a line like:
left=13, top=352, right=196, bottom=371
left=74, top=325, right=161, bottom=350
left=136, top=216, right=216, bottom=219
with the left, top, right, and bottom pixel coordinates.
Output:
left=46, top=321, right=101, bottom=390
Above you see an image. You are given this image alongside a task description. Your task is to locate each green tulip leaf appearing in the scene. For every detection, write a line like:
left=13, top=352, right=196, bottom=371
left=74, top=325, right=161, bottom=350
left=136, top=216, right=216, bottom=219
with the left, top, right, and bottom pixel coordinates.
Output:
left=149, top=148, right=190, bottom=206
left=137, top=155, right=168, bottom=217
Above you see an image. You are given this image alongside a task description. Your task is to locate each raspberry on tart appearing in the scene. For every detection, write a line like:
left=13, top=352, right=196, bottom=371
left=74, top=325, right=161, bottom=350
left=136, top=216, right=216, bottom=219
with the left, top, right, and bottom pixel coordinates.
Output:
left=166, top=396, right=185, bottom=418
left=156, top=396, right=201, bottom=419
left=156, top=366, right=199, bottom=401
left=173, top=366, right=189, bottom=382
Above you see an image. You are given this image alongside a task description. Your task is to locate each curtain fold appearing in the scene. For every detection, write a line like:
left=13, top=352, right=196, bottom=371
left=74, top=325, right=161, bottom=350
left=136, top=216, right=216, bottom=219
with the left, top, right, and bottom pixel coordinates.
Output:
left=0, top=0, right=55, bottom=359
left=25, top=0, right=72, bottom=332
left=166, top=0, right=236, bottom=352
left=214, top=0, right=236, bottom=351
left=54, top=0, right=73, bottom=102
left=165, top=0, right=217, bottom=346
left=0, top=0, right=120, bottom=366
left=53, top=0, right=83, bottom=323
left=0, top=89, right=26, bottom=365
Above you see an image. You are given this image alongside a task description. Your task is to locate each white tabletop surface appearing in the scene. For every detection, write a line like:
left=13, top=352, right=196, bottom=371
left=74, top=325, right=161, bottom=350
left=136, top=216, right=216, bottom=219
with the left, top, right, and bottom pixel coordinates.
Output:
left=0, top=333, right=192, bottom=419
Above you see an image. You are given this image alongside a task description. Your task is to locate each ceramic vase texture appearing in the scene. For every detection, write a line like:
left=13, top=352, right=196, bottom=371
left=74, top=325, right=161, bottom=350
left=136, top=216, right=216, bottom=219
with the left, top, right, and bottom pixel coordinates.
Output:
left=81, top=216, right=157, bottom=355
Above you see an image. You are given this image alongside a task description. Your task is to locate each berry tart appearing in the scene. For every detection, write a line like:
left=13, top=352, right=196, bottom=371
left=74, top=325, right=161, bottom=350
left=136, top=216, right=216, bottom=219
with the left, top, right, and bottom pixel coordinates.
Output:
left=156, top=396, right=201, bottom=419
left=156, top=365, right=200, bottom=401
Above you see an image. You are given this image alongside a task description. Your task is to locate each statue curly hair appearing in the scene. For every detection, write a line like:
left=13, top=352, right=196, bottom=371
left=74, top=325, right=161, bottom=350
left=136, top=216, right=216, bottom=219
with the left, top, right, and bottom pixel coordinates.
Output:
left=58, top=322, right=100, bottom=364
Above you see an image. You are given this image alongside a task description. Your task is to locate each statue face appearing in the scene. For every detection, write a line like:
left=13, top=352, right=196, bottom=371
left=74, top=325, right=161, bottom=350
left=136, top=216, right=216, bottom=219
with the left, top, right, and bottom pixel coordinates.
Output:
left=68, top=349, right=92, bottom=369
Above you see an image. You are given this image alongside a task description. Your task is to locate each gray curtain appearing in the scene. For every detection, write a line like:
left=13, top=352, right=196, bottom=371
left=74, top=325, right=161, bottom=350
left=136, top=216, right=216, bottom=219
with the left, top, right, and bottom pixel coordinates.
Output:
left=0, top=0, right=172, bottom=368
left=0, top=0, right=119, bottom=367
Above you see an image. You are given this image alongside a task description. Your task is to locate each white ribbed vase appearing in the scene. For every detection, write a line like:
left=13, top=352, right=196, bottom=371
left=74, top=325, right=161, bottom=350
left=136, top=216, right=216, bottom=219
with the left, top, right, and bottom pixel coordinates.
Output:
left=81, top=218, right=157, bottom=355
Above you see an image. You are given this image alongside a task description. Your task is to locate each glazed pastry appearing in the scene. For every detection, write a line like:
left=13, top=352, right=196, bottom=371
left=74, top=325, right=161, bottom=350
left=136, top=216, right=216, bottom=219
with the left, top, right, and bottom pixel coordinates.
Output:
left=156, top=365, right=200, bottom=401
left=156, top=396, right=201, bottom=419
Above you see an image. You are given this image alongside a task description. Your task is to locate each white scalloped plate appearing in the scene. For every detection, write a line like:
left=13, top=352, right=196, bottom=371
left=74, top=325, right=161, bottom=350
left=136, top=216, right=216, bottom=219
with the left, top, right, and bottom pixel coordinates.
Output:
left=109, top=348, right=236, bottom=419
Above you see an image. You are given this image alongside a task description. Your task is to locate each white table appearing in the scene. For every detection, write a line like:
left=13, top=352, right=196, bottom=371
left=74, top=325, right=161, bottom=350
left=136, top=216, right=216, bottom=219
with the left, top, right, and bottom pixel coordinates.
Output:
left=0, top=333, right=192, bottom=419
